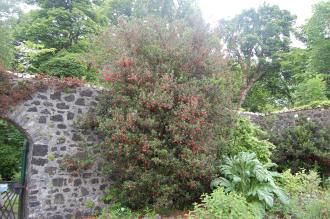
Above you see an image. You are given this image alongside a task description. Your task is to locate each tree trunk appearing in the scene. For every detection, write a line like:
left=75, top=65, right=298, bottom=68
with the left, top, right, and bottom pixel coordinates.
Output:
left=236, top=82, right=255, bottom=111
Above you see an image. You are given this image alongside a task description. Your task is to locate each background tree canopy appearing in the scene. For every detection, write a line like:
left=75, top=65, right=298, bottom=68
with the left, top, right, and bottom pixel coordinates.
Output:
left=218, top=4, right=296, bottom=110
left=304, top=1, right=330, bottom=98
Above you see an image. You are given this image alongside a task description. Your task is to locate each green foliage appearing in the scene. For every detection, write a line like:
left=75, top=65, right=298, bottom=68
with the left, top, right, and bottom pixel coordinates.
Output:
left=218, top=4, right=296, bottom=109
left=15, top=41, right=56, bottom=72
left=0, top=120, right=25, bottom=181
left=304, top=1, right=330, bottom=98
left=278, top=48, right=310, bottom=84
left=270, top=118, right=330, bottom=175
left=16, top=1, right=100, bottom=50
left=89, top=17, right=234, bottom=210
left=269, top=170, right=330, bottom=219
left=244, top=48, right=310, bottom=111
left=14, top=41, right=96, bottom=80
left=243, top=81, right=283, bottom=113
left=294, top=75, right=327, bottom=106
left=189, top=187, right=256, bottom=219
left=279, top=169, right=321, bottom=197
left=305, top=1, right=330, bottom=75
left=0, top=23, right=14, bottom=68
left=211, top=152, right=289, bottom=209
left=84, top=200, right=95, bottom=209
left=227, top=117, right=274, bottom=163
left=99, top=203, right=157, bottom=219
left=39, top=52, right=96, bottom=80
left=287, top=99, right=330, bottom=111
left=102, top=0, right=200, bottom=24
left=0, top=0, right=18, bottom=69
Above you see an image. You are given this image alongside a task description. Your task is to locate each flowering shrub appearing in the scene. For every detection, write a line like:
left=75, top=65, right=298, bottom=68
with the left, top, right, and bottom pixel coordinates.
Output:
left=88, top=17, right=235, bottom=210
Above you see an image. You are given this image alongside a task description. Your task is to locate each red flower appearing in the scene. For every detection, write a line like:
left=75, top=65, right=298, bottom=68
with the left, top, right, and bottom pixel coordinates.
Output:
left=127, top=73, right=138, bottom=81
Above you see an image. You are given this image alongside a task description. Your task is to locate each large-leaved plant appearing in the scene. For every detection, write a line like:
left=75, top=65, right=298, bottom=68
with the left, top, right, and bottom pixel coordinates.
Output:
left=211, top=152, right=289, bottom=208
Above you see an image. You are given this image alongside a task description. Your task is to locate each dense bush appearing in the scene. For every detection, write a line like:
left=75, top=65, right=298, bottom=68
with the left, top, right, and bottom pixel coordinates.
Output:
left=0, top=120, right=25, bottom=181
left=89, top=17, right=234, bottom=210
left=226, top=118, right=275, bottom=163
left=189, top=188, right=256, bottom=219
left=270, top=118, right=330, bottom=176
left=39, top=52, right=96, bottom=81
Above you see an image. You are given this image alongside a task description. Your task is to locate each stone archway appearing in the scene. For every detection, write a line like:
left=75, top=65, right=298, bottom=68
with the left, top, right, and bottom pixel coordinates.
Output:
left=1, top=73, right=108, bottom=218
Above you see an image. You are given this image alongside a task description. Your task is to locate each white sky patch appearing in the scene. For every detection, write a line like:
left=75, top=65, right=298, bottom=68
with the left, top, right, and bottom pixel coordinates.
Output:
left=19, top=2, right=39, bottom=13
left=198, top=0, right=321, bottom=26
left=198, top=0, right=322, bottom=47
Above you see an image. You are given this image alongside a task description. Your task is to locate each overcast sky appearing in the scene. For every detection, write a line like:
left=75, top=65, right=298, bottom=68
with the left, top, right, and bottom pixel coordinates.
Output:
left=198, top=0, right=322, bottom=26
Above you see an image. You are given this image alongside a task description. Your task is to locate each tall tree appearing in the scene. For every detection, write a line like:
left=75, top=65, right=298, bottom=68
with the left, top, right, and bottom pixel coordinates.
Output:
left=0, top=24, right=14, bottom=67
left=16, top=0, right=100, bottom=50
left=218, top=4, right=296, bottom=110
left=304, top=1, right=330, bottom=97
left=102, top=0, right=200, bottom=24
left=0, top=0, right=22, bottom=67
left=245, top=48, right=311, bottom=111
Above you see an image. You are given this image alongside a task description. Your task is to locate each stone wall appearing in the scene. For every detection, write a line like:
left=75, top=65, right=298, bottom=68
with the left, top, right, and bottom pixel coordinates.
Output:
left=2, top=83, right=108, bottom=218
left=240, top=107, right=330, bottom=134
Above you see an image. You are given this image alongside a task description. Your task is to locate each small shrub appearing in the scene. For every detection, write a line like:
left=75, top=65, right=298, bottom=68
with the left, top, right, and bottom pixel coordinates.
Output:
left=269, top=170, right=330, bottom=219
left=279, top=169, right=321, bottom=197
left=189, top=187, right=256, bottom=219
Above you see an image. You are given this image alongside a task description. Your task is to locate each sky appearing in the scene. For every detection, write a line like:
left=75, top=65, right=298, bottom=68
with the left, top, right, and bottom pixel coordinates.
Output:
left=22, top=0, right=321, bottom=27
left=198, top=0, right=322, bottom=26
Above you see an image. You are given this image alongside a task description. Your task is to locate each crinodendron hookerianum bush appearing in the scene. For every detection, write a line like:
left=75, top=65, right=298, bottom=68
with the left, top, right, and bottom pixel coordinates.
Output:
left=87, top=17, right=235, bottom=210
